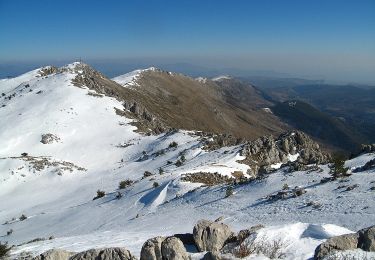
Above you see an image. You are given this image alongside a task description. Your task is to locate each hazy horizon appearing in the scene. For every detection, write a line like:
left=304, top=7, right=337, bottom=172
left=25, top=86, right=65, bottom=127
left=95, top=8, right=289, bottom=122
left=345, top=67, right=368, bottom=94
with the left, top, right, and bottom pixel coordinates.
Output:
left=1, top=0, right=374, bottom=84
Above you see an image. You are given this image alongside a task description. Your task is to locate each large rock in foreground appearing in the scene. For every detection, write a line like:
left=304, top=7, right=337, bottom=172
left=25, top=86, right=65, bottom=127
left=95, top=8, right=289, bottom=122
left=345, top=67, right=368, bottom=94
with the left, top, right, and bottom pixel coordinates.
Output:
left=70, top=247, right=136, bottom=260
left=314, top=225, right=375, bottom=259
left=193, top=219, right=233, bottom=252
left=161, top=237, right=190, bottom=260
left=140, top=236, right=165, bottom=260
left=33, top=249, right=73, bottom=260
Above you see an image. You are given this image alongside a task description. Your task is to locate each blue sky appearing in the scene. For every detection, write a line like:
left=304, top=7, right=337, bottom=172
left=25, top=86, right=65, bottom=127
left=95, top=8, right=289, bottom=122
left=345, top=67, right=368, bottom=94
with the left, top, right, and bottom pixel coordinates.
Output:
left=0, top=0, right=374, bottom=83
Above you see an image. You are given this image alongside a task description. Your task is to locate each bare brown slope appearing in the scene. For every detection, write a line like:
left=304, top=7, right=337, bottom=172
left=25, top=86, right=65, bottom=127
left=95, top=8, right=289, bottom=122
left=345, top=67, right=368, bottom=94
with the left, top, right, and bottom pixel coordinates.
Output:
left=114, top=69, right=288, bottom=139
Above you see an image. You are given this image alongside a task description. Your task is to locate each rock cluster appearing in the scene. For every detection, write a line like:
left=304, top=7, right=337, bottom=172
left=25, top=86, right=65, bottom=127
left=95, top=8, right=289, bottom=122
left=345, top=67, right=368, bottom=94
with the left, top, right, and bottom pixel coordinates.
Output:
left=140, top=236, right=189, bottom=260
left=361, top=144, right=375, bottom=153
left=241, top=131, right=330, bottom=176
left=139, top=219, right=264, bottom=260
left=314, top=225, right=375, bottom=259
left=32, top=247, right=136, bottom=260
left=40, top=133, right=60, bottom=144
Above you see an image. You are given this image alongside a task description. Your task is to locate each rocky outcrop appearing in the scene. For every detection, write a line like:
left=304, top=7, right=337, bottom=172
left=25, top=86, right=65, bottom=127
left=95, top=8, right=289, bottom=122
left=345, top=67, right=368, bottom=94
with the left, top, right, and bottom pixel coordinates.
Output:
left=241, top=131, right=330, bottom=176
left=33, top=249, right=73, bottom=260
left=314, top=225, right=375, bottom=259
left=41, top=133, right=60, bottom=144
left=161, top=237, right=190, bottom=260
left=361, top=144, right=375, bottom=153
left=70, top=247, right=136, bottom=260
left=193, top=219, right=234, bottom=252
left=140, top=236, right=164, bottom=260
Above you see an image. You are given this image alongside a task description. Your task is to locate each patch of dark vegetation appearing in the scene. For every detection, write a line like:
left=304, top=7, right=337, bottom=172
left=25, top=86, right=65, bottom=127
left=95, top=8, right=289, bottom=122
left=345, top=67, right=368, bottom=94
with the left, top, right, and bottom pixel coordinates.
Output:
left=118, top=179, right=134, bottom=189
left=169, top=141, right=178, bottom=148
left=0, top=242, right=11, bottom=259
left=19, top=214, right=27, bottom=221
left=93, top=190, right=105, bottom=200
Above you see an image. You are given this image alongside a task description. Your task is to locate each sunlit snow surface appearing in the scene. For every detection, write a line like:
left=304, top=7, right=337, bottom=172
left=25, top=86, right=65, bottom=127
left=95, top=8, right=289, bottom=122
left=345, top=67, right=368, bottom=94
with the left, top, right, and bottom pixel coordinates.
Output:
left=1, top=64, right=374, bottom=259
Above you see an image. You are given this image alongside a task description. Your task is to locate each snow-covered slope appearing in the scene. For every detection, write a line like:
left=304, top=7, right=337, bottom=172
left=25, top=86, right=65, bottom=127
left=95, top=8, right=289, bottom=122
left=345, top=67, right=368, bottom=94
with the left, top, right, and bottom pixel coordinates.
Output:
left=1, top=63, right=374, bottom=259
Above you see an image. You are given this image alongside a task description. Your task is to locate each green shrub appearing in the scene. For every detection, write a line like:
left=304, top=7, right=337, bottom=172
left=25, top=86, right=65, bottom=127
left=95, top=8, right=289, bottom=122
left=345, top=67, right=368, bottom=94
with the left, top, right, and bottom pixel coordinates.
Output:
left=0, top=242, right=11, bottom=259
left=153, top=182, right=159, bottom=188
left=331, top=154, right=349, bottom=178
left=19, top=214, right=27, bottom=221
left=159, top=168, right=164, bottom=175
left=119, top=179, right=133, bottom=189
left=93, top=190, right=105, bottom=200
left=180, top=155, right=186, bottom=162
left=169, top=141, right=178, bottom=148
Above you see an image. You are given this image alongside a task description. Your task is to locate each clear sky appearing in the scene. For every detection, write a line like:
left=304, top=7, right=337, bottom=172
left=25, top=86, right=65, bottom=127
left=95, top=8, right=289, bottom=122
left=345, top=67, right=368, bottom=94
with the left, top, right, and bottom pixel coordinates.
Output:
left=0, top=0, right=374, bottom=83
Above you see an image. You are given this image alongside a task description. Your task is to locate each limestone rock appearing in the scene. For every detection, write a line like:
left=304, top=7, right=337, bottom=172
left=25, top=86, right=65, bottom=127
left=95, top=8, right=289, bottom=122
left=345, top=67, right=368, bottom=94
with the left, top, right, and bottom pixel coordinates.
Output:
left=161, top=237, right=190, bottom=260
left=70, top=247, right=136, bottom=260
left=32, top=249, right=73, bottom=260
left=193, top=219, right=233, bottom=252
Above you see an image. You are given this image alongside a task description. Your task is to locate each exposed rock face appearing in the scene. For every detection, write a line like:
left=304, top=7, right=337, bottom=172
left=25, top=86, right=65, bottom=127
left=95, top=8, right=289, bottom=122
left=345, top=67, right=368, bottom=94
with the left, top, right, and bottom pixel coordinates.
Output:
left=361, top=144, right=375, bottom=153
left=161, top=237, right=190, bottom=260
left=41, top=133, right=60, bottom=144
left=358, top=225, right=375, bottom=251
left=193, top=219, right=234, bottom=252
left=70, top=247, right=136, bottom=260
left=140, top=236, right=165, bottom=260
left=314, top=225, right=375, bottom=259
left=240, top=131, right=330, bottom=176
left=33, top=249, right=73, bottom=260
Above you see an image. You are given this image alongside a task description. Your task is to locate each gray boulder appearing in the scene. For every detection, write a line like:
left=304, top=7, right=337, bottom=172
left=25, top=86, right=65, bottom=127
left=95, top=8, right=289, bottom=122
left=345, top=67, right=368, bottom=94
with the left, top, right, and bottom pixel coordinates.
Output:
left=161, top=237, right=190, bottom=260
left=33, top=249, right=73, bottom=260
left=314, top=233, right=359, bottom=259
left=140, top=236, right=165, bottom=260
left=70, top=247, right=136, bottom=260
left=193, top=219, right=233, bottom=252
left=358, top=225, right=375, bottom=251
left=315, top=225, right=375, bottom=259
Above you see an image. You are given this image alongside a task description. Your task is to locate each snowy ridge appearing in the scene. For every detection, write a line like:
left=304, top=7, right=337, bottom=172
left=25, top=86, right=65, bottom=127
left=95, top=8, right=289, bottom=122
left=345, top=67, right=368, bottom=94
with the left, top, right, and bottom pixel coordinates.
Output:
left=0, top=63, right=375, bottom=259
left=112, top=67, right=158, bottom=88
left=212, top=75, right=232, bottom=81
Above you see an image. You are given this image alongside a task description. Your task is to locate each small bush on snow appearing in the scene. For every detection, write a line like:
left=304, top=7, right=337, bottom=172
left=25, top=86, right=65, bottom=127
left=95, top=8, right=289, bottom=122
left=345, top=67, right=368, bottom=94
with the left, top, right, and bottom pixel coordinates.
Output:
left=93, top=190, right=105, bottom=200
left=0, top=242, right=11, bottom=259
left=153, top=182, right=159, bottom=188
left=119, top=179, right=133, bottom=189
left=19, top=214, right=27, bottom=221
left=169, top=141, right=178, bottom=148
left=232, top=236, right=287, bottom=259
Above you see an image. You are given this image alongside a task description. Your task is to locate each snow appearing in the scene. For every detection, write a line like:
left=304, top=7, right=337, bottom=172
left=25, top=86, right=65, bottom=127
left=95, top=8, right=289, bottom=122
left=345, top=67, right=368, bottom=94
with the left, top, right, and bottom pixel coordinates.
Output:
left=287, top=153, right=299, bottom=162
left=1, top=64, right=375, bottom=259
left=195, top=77, right=208, bottom=83
left=212, top=75, right=232, bottom=81
left=112, top=67, right=158, bottom=88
